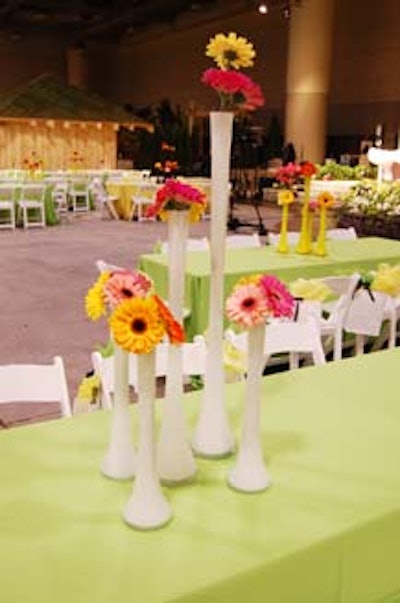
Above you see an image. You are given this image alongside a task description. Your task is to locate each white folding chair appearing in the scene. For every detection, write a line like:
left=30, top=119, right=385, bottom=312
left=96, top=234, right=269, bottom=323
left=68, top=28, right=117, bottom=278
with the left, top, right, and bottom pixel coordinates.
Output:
left=344, top=289, right=398, bottom=355
left=90, top=177, right=119, bottom=219
left=92, top=336, right=207, bottom=409
left=18, top=184, right=46, bottom=228
left=0, top=356, right=71, bottom=419
left=0, top=184, right=16, bottom=229
left=51, top=180, right=69, bottom=221
left=326, top=227, right=357, bottom=240
left=225, top=318, right=326, bottom=374
left=226, top=233, right=261, bottom=248
left=160, top=237, right=209, bottom=253
left=69, top=179, right=91, bottom=212
left=131, top=182, right=158, bottom=222
left=298, top=273, right=361, bottom=361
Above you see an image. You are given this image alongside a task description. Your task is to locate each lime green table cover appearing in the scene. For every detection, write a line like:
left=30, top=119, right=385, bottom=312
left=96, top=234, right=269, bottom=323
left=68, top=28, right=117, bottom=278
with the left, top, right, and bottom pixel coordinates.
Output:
left=139, top=237, right=400, bottom=338
left=1, top=349, right=400, bottom=602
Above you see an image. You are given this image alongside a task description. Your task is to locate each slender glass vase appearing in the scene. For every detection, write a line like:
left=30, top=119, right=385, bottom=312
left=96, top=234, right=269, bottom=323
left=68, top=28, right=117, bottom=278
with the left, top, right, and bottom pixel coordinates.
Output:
left=192, top=111, right=235, bottom=458
left=277, top=202, right=290, bottom=254
left=101, top=343, right=136, bottom=480
left=157, top=210, right=197, bottom=484
left=123, top=350, right=172, bottom=530
left=228, top=323, right=272, bottom=492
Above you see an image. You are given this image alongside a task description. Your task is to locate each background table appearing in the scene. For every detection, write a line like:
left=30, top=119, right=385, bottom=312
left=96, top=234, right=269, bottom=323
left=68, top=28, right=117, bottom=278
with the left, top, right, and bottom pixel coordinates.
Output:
left=1, top=349, right=400, bottom=602
left=139, top=237, right=400, bottom=338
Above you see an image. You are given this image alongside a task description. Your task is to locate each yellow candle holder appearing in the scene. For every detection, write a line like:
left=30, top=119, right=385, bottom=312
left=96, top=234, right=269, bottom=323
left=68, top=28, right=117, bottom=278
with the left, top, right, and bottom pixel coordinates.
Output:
left=276, top=190, right=295, bottom=254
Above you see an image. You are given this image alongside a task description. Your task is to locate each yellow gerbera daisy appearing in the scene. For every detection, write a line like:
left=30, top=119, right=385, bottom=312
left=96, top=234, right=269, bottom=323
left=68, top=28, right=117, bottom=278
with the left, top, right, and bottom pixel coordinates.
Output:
left=84, top=271, right=111, bottom=321
left=109, top=296, right=166, bottom=355
left=236, top=274, right=262, bottom=287
left=278, top=190, right=295, bottom=206
left=206, top=32, right=255, bottom=70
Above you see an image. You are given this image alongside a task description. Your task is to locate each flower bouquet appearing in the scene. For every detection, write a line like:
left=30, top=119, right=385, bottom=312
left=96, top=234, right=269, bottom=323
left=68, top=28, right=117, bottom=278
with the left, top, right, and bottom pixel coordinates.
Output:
left=225, top=273, right=295, bottom=492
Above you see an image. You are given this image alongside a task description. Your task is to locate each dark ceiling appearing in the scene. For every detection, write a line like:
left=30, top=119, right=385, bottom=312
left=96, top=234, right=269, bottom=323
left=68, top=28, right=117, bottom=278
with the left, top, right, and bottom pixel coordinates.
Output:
left=0, top=0, right=228, bottom=43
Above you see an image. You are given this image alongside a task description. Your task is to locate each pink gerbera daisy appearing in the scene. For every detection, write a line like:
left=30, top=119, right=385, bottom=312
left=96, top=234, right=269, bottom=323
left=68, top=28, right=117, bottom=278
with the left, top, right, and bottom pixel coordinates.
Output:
left=103, top=270, right=153, bottom=308
left=226, top=283, right=270, bottom=328
left=259, top=275, right=295, bottom=319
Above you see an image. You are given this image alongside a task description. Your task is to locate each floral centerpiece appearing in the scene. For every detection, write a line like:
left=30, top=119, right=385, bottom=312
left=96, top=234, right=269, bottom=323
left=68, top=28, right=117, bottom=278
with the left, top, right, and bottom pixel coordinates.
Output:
left=225, top=273, right=294, bottom=493
left=146, top=177, right=206, bottom=482
left=193, top=32, right=265, bottom=459
left=201, top=32, right=264, bottom=111
left=145, top=178, right=207, bottom=222
left=85, top=266, right=185, bottom=530
left=338, top=181, right=400, bottom=239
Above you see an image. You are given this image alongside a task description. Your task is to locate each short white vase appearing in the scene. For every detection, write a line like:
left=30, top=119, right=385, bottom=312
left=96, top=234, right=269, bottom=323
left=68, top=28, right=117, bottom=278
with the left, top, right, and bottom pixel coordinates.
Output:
left=101, top=344, right=136, bottom=480
left=192, top=110, right=235, bottom=458
left=157, top=210, right=197, bottom=484
left=123, top=350, right=172, bottom=530
left=228, top=323, right=272, bottom=493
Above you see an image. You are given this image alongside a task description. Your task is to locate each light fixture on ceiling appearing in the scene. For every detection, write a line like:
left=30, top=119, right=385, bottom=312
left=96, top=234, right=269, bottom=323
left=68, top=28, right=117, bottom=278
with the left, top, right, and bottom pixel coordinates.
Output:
left=257, top=1, right=302, bottom=19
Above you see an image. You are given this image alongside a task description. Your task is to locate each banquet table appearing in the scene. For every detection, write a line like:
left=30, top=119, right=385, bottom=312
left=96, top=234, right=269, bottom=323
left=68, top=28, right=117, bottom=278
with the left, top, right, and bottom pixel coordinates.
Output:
left=1, top=349, right=400, bottom=602
left=105, top=180, right=159, bottom=220
left=139, top=237, right=400, bottom=338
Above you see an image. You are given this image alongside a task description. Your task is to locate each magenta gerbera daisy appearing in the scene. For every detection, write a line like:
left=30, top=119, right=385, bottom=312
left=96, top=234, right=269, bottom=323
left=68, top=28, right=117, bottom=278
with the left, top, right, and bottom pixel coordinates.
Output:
left=259, top=275, right=295, bottom=319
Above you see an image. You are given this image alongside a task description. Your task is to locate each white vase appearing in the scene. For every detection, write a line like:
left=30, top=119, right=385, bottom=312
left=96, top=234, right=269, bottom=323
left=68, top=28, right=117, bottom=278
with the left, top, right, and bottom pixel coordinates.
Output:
left=228, top=323, right=272, bottom=493
left=192, top=111, right=235, bottom=458
left=157, top=210, right=197, bottom=484
left=101, top=343, right=136, bottom=480
left=123, top=350, right=172, bottom=530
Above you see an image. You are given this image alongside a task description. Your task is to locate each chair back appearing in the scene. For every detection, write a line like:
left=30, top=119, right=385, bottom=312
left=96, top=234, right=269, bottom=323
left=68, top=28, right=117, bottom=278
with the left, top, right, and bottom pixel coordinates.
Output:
left=226, top=234, right=261, bottom=248
left=268, top=232, right=300, bottom=246
left=0, top=184, right=16, bottom=201
left=20, top=184, right=46, bottom=202
left=326, top=227, right=357, bottom=240
left=160, top=237, right=209, bottom=253
left=0, top=356, right=71, bottom=418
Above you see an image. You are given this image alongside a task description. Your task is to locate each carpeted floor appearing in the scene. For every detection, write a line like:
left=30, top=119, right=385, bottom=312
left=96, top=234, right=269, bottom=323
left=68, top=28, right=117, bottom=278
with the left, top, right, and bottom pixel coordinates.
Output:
left=0, top=202, right=282, bottom=427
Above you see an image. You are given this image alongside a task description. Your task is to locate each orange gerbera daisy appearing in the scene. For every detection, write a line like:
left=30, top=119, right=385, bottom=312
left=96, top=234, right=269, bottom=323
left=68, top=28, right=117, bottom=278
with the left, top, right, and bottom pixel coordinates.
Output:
left=154, top=295, right=185, bottom=344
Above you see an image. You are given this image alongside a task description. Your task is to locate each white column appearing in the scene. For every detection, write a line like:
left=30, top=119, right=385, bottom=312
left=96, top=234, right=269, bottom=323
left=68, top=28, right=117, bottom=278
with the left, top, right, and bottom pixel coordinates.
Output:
left=285, top=0, right=335, bottom=163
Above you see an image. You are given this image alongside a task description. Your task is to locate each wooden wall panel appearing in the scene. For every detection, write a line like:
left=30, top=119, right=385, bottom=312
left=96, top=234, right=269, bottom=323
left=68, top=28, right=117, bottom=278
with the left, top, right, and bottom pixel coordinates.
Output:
left=0, top=121, right=117, bottom=169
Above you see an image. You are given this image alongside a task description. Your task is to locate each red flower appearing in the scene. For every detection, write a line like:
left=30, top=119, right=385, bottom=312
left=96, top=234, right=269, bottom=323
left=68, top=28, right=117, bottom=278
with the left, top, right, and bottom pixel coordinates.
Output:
left=201, top=68, right=264, bottom=111
left=300, top=161, right=317, bottom=178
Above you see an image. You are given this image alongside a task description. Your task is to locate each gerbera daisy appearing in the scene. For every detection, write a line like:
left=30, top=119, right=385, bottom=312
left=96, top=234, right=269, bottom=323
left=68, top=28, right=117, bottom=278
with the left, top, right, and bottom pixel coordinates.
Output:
left=226, top=283, right=270, bottom=328
left=259, top=275, right=295, bottom=318
left=154, top=295, right=185, bottom=344
left=300, top=161, right=317, bottom=179
left=103, top=270, right=153, bottom=308
left=206, top=32, right=255, bottom=70
left=278, top=190, right=295, bottom=206
left=109, top=297, right=165, bottom=355
left=84, top=271, right=111, bottom=321
left=317, top=191, right=335, bottom=209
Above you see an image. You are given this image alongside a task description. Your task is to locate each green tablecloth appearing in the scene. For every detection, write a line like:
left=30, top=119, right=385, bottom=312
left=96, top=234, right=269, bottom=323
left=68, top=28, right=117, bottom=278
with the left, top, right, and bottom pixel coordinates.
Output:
left=1, top=349, right=400, bottom=602
left=139, top=237, right=400, bottom=338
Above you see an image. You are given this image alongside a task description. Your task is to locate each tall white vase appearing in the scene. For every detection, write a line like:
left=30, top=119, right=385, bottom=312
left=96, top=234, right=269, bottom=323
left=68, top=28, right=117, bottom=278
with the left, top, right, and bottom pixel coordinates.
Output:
left=101, top=343, right=136, bottom=480
left=192, top=111, right=235, bottom=458
left=228, top=323, right=272, bottom=493
left=123, top=350, right=172, bottom=530
left=157, top=210, right=197, bottom=484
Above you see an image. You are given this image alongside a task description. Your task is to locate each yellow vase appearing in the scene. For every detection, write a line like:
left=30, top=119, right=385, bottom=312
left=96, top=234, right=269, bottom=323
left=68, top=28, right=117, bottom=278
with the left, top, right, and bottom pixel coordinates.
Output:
left=277, top=203, right=290, bottom=253
left=315, top=208, right=328, bottom=256
left=296, top=178, right=312, bottom=254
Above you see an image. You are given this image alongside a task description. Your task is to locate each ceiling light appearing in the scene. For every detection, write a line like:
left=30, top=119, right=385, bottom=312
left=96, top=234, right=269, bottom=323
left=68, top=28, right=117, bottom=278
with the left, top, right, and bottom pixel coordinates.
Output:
left=258, top=3, right=268, bottom=14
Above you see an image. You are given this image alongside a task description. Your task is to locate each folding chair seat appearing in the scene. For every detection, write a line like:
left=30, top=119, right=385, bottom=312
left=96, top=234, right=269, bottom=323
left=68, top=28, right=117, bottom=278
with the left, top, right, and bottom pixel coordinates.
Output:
left=0, top=356, right=71, bottom=420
